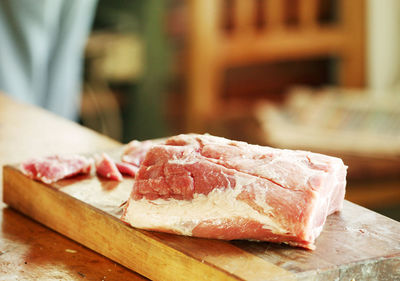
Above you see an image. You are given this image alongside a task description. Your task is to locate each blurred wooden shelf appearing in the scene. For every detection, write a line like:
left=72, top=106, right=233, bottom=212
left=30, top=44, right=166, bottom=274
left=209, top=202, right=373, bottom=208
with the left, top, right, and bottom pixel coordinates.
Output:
left=185, top=0, right=365, bottom=133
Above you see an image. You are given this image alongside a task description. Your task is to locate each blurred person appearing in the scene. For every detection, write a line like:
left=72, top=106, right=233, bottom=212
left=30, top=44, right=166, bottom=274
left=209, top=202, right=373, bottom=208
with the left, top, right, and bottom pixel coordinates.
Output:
left=0, top=0, right=97, bottom=120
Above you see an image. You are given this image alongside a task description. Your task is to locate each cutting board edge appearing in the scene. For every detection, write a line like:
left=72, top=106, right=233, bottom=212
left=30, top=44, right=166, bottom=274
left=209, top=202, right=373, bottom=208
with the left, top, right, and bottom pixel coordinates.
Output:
left=2, top=165, right=245, bottom=281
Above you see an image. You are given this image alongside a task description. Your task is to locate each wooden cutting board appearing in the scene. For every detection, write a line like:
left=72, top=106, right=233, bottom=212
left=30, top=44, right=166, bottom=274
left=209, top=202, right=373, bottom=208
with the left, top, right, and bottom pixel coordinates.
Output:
left=3, top=165, right=400, bottom=281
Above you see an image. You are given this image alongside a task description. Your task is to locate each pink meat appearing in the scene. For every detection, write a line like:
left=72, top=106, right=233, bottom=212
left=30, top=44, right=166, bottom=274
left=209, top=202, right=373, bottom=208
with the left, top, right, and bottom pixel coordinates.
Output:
left=116, top=162, right=139, bottom=177
left=95, top=153, right=123, bottom=181
left=121, top=134, right=347, bottom=250
left=21, top=154, right=92, bottom=184
left=121, top=140, right=154, bottom=166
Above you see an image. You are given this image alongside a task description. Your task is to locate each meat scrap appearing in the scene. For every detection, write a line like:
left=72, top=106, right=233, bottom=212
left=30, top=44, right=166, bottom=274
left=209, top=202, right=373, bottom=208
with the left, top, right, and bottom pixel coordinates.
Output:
left=115, top=162, right=139, bottom=177
left=121, top=140, right=154, bottom=167
left=121, top=134, right=347, bottom=250
left=95, top=153, right=123, bottom=181
left=21, top=154, right=93, bottom=184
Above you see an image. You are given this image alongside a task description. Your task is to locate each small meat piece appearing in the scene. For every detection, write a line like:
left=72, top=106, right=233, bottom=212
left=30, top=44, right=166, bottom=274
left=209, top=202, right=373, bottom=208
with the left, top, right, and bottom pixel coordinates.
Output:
left=95, top=153, right=123, bottom=181
left=121, top=134, right=347, bottom=250
left=116, top=162, right=139, bottom=177
left=121, top=140, right=154, bottom=166
left=21, top=154, right=92, bottom=184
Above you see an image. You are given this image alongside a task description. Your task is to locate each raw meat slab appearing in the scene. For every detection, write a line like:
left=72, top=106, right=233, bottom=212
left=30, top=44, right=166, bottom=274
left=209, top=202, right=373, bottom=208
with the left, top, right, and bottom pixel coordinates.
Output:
left=122, top=134, right=347, bottom=250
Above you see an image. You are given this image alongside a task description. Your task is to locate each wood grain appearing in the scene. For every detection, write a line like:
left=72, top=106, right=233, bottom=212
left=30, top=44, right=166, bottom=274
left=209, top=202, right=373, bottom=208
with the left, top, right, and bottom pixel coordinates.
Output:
left=0, top=94, right=147, bottom=280
left=4, top=164, right=400, bottom=281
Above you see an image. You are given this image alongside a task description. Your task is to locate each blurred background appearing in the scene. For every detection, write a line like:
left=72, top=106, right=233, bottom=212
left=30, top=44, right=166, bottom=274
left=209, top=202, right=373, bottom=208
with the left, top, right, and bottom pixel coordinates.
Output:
left=78, top=0, right=399, bottom=220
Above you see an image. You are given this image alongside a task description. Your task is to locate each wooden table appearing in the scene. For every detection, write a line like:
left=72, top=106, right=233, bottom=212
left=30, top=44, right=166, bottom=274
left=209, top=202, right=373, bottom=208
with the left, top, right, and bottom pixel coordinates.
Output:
left=0, top=94, right=147, bottom=280
left=1, top=93, right=400, bottom=280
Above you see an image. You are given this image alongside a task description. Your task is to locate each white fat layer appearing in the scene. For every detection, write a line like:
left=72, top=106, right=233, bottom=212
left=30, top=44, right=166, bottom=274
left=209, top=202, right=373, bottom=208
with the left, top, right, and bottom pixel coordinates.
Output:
left=123, top=174, right=288, bottom=236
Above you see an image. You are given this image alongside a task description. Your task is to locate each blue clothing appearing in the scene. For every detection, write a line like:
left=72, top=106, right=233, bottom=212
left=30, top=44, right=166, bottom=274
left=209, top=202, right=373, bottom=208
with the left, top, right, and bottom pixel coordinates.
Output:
left=0, top=0, right=97, bottom=120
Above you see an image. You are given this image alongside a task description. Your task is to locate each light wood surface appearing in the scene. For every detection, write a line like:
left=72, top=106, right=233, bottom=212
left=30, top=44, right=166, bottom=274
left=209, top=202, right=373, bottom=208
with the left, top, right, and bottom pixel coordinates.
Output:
left=0, top=93, right=147, bottom=280
left=1, top=93, right=400, bottom=280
